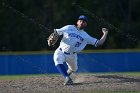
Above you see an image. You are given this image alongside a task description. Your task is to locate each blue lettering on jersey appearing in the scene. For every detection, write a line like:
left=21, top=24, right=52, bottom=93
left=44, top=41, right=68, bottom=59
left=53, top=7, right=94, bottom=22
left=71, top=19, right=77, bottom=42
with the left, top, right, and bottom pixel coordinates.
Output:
left=68, top=33, right=84, bottom=41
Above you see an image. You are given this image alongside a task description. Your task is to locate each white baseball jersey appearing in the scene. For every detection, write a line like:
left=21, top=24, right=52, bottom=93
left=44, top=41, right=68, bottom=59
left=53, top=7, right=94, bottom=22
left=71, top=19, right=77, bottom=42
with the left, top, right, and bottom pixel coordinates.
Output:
left=55, top=25, right=98, bottom=53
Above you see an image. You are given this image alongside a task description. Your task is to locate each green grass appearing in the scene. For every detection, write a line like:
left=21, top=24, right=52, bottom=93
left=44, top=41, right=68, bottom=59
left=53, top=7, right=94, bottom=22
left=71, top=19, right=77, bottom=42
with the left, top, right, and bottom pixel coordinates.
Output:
left=93, top=72, right=140, bottom=76
left=0, top=74, right=33, bottom=80
left=120, top=72, right=140, bottom=76
left=0, top=72, right=139, bottom=80
left=0, top=73, right=61, bottom=80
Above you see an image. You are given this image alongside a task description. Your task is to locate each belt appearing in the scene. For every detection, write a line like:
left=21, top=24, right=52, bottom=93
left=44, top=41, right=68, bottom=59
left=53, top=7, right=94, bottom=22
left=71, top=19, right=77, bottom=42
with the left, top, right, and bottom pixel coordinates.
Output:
left=59, top=48, right=76, bottom=55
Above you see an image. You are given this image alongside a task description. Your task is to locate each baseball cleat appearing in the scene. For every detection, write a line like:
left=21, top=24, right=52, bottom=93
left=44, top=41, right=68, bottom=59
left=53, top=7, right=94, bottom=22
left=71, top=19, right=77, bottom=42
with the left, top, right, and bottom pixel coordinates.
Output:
left=64, top=77, right=73, bottom=85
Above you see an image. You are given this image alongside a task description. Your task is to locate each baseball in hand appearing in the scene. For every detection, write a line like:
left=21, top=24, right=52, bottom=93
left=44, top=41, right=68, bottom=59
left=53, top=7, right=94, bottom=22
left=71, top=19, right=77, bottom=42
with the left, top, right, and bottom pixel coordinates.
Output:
left=102, top=28, right=108, bottom=34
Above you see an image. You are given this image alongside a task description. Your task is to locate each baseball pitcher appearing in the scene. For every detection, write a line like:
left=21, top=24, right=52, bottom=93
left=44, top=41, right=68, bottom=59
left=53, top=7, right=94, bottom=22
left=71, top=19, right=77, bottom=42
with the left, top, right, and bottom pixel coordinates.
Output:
left=47, top=15, right=108, bottom=85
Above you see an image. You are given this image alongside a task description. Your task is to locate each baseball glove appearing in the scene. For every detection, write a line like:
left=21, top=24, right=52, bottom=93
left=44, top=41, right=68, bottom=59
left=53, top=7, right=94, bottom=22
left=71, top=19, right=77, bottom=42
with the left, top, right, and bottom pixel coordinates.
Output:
left=47, top=30, right=59, bottom=46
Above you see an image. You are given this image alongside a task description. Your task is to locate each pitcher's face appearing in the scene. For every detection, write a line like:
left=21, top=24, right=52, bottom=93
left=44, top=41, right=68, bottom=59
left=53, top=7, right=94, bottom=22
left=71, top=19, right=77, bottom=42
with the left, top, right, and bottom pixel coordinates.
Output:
left=77, top=20, right=87, bottom=30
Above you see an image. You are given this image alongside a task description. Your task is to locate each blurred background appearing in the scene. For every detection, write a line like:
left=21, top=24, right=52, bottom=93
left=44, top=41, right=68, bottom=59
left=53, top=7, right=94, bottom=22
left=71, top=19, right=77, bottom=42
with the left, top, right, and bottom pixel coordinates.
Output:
left=0, top=0, right=140, bottom=75
left=0, top=0, right=140, bottom=51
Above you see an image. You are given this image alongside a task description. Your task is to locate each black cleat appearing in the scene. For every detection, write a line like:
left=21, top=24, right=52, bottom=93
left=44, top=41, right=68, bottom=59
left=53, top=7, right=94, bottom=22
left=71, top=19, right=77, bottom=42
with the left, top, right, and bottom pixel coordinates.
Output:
left=64, top=77, right=73, bottom=85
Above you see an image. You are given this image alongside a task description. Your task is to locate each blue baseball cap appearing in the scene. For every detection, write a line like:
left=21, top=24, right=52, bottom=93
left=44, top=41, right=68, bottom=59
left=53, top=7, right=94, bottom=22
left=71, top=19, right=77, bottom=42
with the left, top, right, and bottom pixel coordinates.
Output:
left=78, top=15, right=88, bottom=22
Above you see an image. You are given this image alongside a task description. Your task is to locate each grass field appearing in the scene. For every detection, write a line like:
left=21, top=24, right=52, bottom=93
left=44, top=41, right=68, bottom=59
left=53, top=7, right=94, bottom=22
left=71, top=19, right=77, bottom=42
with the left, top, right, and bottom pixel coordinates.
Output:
left=0, top=72, right=140, bottom=80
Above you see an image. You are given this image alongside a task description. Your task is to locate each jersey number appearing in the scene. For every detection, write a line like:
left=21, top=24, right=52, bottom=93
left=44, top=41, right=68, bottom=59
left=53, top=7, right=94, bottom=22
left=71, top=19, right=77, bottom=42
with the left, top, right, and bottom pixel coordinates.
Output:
left=75, top=42, right=81, bottom=47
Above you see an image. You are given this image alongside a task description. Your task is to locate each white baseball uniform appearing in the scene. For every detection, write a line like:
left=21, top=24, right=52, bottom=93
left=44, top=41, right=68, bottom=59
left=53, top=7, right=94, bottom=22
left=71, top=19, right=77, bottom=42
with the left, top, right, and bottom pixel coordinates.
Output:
left=54, top=25, right=98, bottom=72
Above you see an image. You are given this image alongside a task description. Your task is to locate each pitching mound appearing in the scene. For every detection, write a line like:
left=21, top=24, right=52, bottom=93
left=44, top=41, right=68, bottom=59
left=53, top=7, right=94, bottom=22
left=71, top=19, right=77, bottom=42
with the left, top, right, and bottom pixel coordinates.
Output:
left=0, top=73, right=140, bottom=93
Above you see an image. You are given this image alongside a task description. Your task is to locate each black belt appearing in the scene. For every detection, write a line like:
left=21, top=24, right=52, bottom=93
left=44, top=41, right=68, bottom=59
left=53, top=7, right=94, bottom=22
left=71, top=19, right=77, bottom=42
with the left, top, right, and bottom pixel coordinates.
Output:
left=59, top=48, right=76, bottom=55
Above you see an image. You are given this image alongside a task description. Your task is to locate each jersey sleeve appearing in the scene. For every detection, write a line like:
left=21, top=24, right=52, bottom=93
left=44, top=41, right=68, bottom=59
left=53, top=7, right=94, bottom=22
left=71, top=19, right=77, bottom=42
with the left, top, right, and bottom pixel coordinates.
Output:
left=87, top=34, right=99, bottom=47
left=55, top=25, right=69, bottom=35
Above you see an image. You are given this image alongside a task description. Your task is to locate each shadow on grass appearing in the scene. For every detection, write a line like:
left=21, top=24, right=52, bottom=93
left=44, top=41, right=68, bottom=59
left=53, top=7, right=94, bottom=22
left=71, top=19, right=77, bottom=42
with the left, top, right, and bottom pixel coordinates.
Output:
left=95, top=75, right=140, bottom=83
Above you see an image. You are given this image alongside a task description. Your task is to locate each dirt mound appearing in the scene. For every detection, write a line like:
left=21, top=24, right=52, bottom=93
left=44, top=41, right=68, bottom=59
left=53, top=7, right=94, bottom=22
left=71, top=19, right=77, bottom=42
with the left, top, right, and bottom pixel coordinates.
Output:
left=0, top=74, right=140, bottom=93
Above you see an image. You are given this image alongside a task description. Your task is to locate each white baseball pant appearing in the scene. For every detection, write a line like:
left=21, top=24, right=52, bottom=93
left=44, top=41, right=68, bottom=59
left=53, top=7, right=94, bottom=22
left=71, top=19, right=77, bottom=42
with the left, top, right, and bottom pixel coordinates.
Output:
left=53, top=48, right=78, bottom=72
